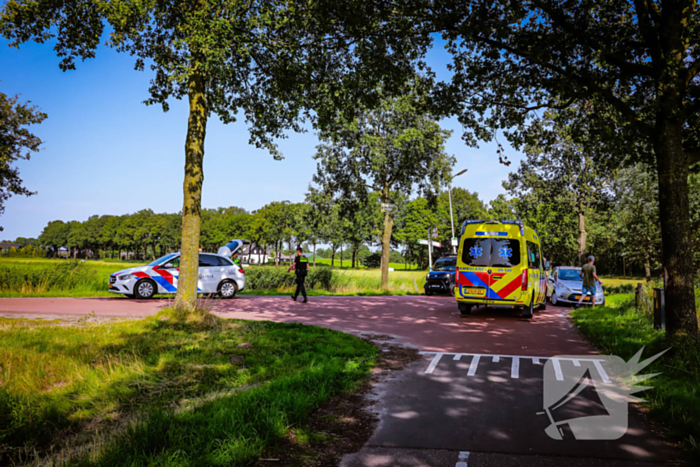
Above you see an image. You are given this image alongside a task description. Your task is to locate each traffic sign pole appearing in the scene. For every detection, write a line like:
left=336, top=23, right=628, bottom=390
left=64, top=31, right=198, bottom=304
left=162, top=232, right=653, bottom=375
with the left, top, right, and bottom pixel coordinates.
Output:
left=427, top=228, right=433, bottom=270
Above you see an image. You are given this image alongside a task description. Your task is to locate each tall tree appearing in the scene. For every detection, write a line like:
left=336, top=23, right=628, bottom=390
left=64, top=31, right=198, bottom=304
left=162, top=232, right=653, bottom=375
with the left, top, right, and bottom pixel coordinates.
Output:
left=0, top=90, right=46, bottom=231
left=429, top=0, right=700, bottom=338
left=313, top=89, right=455, bottom=288
left=612, top=164, right=662, bottom=281
left=505, top=112, right=615, bottom=266
left=394, top=197, right=438, bottom=269
left=0, top=0, right=427, bottom=309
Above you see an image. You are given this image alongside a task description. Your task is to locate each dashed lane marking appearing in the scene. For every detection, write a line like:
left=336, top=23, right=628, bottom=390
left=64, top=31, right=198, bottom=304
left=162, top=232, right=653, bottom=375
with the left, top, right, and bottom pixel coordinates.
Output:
left=456, top=451, right=469, bottom=467
left=420, top=352, right=608, bottom=381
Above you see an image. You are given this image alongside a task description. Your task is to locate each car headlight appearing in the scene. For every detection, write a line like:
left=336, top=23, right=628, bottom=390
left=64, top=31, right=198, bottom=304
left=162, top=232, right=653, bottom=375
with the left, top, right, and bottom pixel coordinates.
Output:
left=118, top=274, right=136, bottom=281
left=558, top=283, right=571, bottom=293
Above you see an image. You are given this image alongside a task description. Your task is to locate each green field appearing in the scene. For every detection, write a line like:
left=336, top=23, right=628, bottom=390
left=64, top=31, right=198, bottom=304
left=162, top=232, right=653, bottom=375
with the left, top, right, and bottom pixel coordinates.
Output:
left=0, top=258, right=430, bottom=297
left=0, top=309, right=377, bottom=466
left=571, top=295, right=700, bottom=461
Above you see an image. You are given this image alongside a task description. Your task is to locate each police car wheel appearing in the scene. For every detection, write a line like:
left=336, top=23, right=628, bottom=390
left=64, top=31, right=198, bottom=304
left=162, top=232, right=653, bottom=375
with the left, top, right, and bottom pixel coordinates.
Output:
left=551, top=293, right=558, bottom=306
left=450, top=285, right=456, bottom=297
left=134, top=279, right=156, bottom=299
left=219, top=280, right=238, bottom=299
left=425, top=290, right=433, bottom=296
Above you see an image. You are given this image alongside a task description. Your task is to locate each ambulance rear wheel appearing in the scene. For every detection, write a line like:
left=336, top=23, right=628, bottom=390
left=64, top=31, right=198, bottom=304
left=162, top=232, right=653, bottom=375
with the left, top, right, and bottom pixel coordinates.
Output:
left=218, top=280, right=238, bottom=299
left=134, top=279, right=156, bottom=299
left=522, top=296, right=534, bottom=319
left=459, top=303, right=472, bottom=315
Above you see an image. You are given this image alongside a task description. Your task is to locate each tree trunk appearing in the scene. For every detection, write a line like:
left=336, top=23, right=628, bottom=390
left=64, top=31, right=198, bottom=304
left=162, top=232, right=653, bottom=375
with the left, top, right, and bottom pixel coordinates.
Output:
left=313, top=240, right=317, bottom=267
left=174, top=68, right=208, bottom=311
left=331, top=247, right=335, bottom=267
left=340, top=244, right=343, bottom=268
left=380, top=205, right=394, bottom=291
left=644, top=253, right=651, bottom=282
left=653, top=117, right=698, bottom=338
left=577, top=208, right=587, bottom=267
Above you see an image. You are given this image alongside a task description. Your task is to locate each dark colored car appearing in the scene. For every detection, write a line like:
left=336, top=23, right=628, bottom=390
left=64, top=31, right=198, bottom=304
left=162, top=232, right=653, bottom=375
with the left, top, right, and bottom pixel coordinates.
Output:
left=424, top=255, right=458, bottom=296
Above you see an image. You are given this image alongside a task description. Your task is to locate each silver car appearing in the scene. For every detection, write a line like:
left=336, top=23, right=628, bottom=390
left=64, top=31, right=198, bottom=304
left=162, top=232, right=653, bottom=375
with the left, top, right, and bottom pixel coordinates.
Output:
left=546, top=266, right=605, bottom=306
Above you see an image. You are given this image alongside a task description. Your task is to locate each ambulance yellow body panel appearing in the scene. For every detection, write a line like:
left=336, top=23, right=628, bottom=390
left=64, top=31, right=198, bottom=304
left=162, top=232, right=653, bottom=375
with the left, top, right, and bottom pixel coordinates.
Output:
left=455, top=220, right=546, bottom=318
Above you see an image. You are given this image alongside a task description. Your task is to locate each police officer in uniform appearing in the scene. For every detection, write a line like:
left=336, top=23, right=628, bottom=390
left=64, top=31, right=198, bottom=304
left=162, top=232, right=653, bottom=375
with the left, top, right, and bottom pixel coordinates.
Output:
left=288, top=246, right=308, bottom=303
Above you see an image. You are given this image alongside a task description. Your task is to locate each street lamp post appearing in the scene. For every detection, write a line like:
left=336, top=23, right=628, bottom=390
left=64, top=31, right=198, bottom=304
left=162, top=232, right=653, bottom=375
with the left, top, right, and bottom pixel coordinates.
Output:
left=448, top=169, right=468, bottom=254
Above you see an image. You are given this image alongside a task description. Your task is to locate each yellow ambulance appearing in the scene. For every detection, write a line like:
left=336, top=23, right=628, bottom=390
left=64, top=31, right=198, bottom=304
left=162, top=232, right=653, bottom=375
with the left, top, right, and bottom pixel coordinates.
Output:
left=455, top=220, right=547, bottom=318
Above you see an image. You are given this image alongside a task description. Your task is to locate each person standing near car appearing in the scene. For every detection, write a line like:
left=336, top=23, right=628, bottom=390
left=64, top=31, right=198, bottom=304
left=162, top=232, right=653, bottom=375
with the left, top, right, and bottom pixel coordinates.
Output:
left=288, top=246, right=308, bottom=303
left=577, top=256, right=603, bottom=308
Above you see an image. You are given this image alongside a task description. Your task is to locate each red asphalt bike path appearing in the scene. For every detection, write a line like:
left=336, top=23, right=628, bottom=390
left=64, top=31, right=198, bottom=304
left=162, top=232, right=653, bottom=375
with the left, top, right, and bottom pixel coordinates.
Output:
left=0, top=295, right=595, bottom=356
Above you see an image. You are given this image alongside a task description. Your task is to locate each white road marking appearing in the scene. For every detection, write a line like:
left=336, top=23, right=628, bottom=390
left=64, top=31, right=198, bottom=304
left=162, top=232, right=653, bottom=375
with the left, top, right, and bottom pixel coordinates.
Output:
left=420, top=352, right=607, bottom=380
left=593, top=359, right=612, bottom=383
left=467, top=355, right=481, bottom=376
left=456, top=451, right=470, bottom=467
left=511, top=356, right=520, bottom=379
left=425, top=353, right=444, bottom=374
left=552, top=358, right=564, bottom=381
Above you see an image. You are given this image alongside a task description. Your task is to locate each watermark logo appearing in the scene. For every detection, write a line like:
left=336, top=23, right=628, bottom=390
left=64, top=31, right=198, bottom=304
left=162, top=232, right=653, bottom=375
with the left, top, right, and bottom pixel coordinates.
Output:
left=540, top=348, right=667, bottom=440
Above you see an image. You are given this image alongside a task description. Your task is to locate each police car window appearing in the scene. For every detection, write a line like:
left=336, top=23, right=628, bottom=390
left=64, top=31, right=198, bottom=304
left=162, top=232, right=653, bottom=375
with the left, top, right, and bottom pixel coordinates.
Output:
left=148, top=253, right=178, bottom=267
left=163, top=257, right=180, bottom=269
left=462, top=238, right=521, bottom=267
left=198, top=254, right=219, bottom=267
left=218, top=256, right=233, bottom=266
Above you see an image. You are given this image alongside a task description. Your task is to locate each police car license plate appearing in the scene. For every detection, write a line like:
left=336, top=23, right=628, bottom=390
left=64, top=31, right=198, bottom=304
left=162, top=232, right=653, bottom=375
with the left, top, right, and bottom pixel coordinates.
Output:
left=575, top=295, right=592, bottom=301
left=464, top=287, right=485, bottom=296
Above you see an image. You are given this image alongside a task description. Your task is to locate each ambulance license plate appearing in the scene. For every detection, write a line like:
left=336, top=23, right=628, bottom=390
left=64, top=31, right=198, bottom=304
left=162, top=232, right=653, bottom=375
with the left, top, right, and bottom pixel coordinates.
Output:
left=464, top=287, right=486, bottom=296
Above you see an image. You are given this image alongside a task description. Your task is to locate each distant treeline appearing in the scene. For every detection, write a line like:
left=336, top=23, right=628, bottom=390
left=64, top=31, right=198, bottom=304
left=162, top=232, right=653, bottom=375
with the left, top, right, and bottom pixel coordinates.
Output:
left=2, top=189, right=488, bottom=269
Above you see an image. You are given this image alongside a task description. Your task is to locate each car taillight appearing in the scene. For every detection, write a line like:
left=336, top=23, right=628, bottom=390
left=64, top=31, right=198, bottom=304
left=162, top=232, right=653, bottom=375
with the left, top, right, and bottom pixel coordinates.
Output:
left=521, top=269, right=528, bottom=291
left=456, top=267, right=460, bottom=281
left=238, top=269, right=245, bottom=274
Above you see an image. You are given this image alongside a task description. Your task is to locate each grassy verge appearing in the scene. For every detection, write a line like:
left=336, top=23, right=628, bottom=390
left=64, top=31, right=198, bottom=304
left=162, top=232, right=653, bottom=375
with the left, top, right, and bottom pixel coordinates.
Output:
left=570, top=295, right=700, bottom=460
left=0, top=258, right=430, bottom=298
left=0, top=310, right=378, bottom=466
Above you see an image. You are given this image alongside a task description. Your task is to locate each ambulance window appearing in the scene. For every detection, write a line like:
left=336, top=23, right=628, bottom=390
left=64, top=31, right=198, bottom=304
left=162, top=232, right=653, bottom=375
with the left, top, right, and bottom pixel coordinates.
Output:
left=462, top=238, right=521, bottom=267
left=527, top=242, right=541, bottom=269
left=198, top=254, right=219, bottom=267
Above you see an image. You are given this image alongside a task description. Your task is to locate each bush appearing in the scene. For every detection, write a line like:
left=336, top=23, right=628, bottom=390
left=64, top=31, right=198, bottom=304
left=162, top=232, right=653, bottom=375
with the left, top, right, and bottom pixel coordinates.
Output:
left=363, top=253, right=381, bottom=268
left=243, top=267, right=339, bottom=291
left=0, top=261, right=105, bottom=294
left=602, top=283, right=636, bottom=295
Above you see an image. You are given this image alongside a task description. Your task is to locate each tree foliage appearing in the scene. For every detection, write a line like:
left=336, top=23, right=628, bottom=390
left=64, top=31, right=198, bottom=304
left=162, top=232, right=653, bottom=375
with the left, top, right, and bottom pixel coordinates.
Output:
left=313, top=89, right=455, bottom=288
left=0, top=90, right=46, bottom=230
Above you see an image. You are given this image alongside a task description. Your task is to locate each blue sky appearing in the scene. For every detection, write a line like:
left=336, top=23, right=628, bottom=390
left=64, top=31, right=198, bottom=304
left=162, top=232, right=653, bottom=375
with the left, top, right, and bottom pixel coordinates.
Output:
left=0, top=35, right=523, bottom=241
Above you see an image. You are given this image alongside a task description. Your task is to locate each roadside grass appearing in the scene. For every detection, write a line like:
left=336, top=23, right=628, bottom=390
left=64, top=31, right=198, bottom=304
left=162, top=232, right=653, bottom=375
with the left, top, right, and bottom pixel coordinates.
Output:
left=0, top=258, right=429, bottom=298
left=570, top=296, right=700, bottom=460
left=0, top=310, right=377, bottom=466
left=599, top=276, right=646, bottom=287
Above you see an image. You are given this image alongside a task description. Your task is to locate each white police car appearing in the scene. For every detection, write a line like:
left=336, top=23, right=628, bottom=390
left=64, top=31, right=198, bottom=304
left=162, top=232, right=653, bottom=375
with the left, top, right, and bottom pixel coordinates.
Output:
left=108, top=240, right=246, bottom=299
